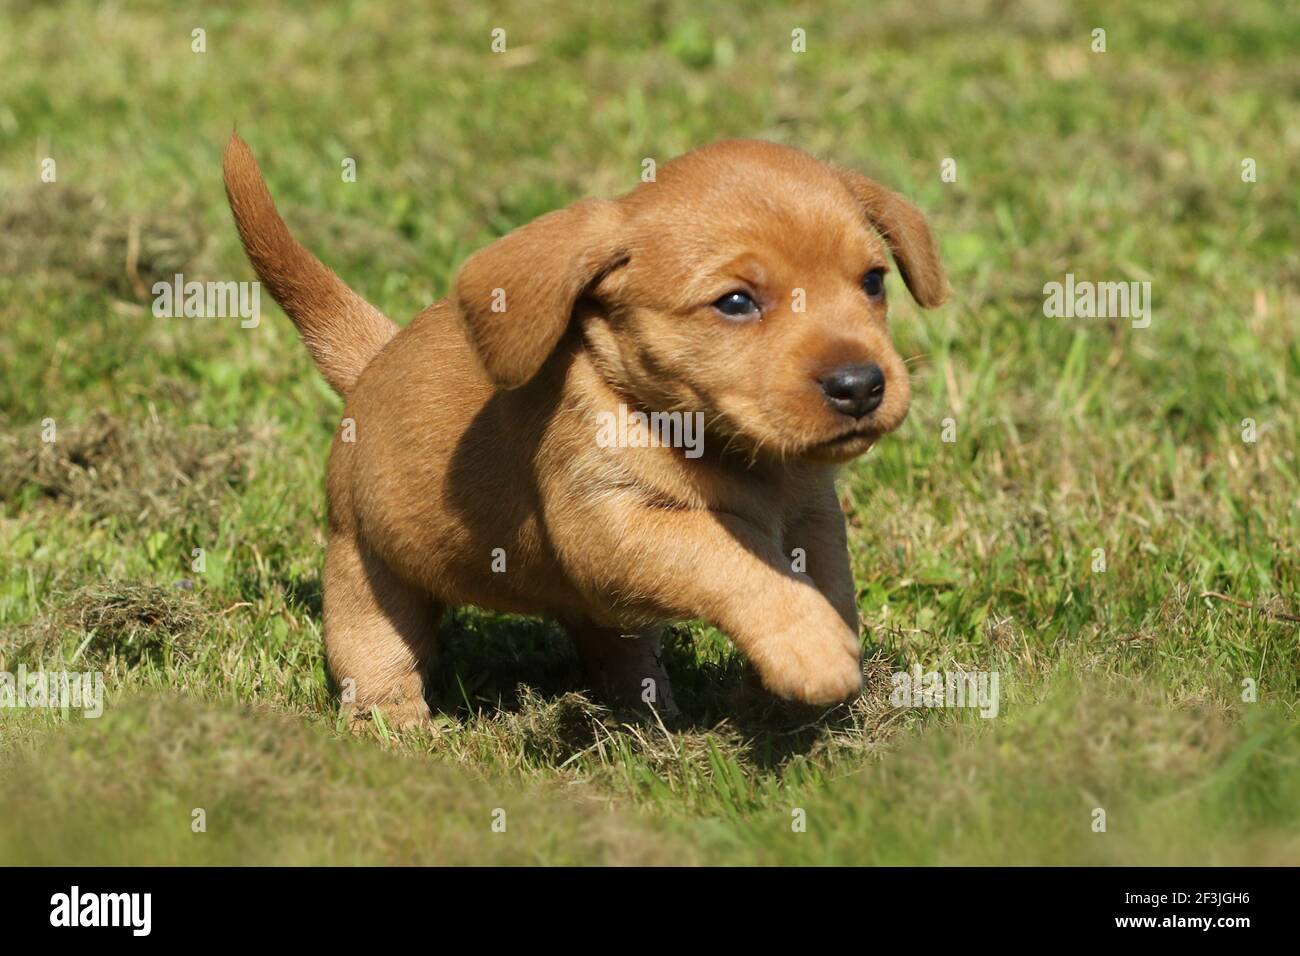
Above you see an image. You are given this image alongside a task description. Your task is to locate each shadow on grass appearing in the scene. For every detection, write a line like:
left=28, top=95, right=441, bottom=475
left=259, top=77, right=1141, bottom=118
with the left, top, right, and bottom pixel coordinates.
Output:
left=428, top=610, right=902, bottom=772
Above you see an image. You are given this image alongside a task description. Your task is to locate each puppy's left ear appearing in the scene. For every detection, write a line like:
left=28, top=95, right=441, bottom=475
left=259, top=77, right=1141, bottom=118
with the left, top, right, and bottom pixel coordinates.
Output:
left=838, top=170, right=949, bottom=308
left=453, top=198, right=626, bottom=389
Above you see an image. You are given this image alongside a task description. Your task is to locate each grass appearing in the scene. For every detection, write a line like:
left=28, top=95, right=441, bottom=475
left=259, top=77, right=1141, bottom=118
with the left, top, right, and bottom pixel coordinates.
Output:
left=0, top=0, right=1297, bottom=865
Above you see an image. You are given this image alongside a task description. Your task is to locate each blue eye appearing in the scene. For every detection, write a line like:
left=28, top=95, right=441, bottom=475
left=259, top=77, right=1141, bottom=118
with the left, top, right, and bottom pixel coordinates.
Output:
left=713, top=291, right=760, bottom=318
left=862, top=268, right=886, bottom=301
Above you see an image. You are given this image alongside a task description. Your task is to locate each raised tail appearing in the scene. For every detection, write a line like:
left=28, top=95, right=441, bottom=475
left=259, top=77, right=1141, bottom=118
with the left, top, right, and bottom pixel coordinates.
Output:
left=222, top=133, right=398, bottom=396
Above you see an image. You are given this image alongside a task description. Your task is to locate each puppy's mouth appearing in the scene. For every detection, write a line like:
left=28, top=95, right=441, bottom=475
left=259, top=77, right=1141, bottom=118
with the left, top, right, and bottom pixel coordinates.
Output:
left=802, top=425, right=881, bottom=461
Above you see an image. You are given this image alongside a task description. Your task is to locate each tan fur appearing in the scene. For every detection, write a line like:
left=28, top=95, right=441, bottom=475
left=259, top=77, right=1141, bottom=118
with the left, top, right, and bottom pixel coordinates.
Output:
left=222, top=135, right=398, bottom=395
left=223, top=134, right=947, bottom=727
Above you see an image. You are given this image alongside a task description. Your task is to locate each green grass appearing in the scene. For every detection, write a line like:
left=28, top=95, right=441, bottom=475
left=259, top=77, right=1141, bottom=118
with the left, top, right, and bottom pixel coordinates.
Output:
left=1, top=0, right=1298, bottom=865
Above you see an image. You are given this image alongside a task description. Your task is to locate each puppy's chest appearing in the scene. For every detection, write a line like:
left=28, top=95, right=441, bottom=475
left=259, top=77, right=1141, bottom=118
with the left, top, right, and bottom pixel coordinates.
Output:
left=629, top=476, right=813, bottom=543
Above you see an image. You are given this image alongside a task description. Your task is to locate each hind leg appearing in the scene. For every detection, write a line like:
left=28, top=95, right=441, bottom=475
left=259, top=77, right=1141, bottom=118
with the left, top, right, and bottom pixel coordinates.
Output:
left=324, top=532, right=442, bottom=730
left=566, top=620, right=680, bottom=720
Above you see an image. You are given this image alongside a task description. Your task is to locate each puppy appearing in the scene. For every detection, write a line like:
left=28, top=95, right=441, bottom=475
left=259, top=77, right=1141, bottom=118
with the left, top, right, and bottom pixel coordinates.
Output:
left=223, top=134, right=947, bottom=728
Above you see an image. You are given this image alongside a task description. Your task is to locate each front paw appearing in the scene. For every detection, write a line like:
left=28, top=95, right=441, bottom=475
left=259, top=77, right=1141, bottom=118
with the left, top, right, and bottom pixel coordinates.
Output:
left=750, top=623, right=862, bottom=706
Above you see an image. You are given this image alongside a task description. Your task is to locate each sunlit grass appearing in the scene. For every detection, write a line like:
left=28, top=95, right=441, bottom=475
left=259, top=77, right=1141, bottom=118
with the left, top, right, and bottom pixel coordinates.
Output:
left=0, top=0, right=1296, bottom=864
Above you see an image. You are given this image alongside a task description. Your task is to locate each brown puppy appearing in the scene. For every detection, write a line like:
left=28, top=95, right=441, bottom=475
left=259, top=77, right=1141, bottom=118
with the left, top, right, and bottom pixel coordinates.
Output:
left=223, top=134, right=948, bottom=728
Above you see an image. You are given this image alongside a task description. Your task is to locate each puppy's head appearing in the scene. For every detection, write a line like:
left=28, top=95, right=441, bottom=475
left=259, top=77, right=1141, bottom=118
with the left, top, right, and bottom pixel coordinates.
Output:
left=454, top=140, right=948, bottom=463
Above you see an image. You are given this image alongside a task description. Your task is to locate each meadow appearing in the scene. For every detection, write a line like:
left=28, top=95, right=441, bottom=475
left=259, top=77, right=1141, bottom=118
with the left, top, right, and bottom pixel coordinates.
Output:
left=0, top=0, right=1297, bottom=865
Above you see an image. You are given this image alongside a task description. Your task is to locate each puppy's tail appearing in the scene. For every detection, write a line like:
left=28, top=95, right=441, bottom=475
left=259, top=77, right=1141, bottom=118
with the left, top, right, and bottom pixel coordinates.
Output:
left=223, top=133, right=398, bottom=396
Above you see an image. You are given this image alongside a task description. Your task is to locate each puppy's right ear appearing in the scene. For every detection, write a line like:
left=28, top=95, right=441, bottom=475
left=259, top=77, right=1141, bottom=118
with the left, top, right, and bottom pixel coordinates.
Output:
left=453, top=199, right=626, bottom=389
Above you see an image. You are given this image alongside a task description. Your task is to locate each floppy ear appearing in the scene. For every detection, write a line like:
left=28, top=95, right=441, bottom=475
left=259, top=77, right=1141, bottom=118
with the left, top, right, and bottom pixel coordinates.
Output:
left=838, top=170, right=949, bottom=308
left=453, top=198, right=626, bottom=389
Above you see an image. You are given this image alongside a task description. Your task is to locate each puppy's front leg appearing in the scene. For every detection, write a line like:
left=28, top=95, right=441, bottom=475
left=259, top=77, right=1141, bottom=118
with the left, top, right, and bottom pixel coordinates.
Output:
left=783, top=485, right=861, bottom=635
left=562, top=505, right=862, bottom=705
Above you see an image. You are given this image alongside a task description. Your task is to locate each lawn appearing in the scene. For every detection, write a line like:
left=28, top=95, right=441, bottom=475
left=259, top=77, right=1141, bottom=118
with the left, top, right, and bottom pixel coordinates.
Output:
left=0, top=0, right=1297, bottom=865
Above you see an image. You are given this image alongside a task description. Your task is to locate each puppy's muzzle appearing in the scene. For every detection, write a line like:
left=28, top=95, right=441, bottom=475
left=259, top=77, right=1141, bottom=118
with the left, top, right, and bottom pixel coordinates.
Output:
left=818, top=362, right=885, bottom=419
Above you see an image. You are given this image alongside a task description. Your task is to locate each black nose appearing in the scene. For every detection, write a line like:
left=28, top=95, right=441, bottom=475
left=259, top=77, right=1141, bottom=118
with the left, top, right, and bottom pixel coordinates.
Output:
left=819, top=363, right=885, bottom=418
